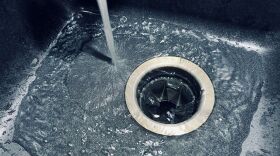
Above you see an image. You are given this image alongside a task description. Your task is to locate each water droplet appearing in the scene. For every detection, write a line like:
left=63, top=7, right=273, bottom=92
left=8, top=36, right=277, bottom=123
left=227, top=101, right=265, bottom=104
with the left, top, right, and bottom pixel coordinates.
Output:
left=31, top=58, right=38, bottom=66
left=142, top=21, right=147, bottom=25
left=81, top=149, right=86, bottom=153
left=52, top=127, right=58, bottom=131
left=149, top=35, right=156, bottom=43
left=120, top=16, right=127, bottom=23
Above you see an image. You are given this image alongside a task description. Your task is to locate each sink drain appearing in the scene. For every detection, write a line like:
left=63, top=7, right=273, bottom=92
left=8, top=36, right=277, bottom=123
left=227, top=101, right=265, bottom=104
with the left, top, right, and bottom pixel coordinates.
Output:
left=125, top=56, right=215, bottom=136
left=137, top=67, right=201, bottom=124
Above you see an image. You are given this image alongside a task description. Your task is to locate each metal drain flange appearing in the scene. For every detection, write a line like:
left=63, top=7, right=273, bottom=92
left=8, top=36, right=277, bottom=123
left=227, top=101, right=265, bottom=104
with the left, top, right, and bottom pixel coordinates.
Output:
left=125, top=56, right=215, bottom=136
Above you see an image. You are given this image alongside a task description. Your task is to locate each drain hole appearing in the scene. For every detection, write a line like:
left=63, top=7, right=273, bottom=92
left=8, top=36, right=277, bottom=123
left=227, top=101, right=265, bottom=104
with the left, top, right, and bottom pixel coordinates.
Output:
left=137, top=67, right=201, bottom=124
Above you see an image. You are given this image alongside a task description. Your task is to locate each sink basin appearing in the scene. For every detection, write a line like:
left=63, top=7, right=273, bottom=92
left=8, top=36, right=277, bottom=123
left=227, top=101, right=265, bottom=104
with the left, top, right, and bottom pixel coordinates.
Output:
left=0, top=0, right=279, bottom=155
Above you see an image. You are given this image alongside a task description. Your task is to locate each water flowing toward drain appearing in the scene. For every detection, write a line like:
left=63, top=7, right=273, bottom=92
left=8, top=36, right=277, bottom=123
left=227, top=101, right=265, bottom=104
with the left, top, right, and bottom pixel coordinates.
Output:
left=7, top=9, right=265, bottom=155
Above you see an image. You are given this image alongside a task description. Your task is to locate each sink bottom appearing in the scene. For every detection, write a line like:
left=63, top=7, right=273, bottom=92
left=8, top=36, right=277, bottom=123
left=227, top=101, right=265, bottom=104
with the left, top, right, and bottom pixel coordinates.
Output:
left=1, top=7, right=269, bottom=156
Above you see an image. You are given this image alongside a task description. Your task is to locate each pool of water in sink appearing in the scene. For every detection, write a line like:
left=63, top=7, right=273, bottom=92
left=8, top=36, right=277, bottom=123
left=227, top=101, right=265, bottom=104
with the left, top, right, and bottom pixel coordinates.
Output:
left=5, top=9, right=264, bottom=156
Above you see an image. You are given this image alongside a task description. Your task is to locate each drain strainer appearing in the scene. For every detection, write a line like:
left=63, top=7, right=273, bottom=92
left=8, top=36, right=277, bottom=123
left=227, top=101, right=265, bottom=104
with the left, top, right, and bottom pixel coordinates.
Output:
left=125, top=56, right=215, bottom=136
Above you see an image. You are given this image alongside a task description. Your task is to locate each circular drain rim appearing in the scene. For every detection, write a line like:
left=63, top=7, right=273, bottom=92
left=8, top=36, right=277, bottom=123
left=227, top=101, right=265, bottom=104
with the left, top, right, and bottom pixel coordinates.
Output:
left=125, top=56, right=215, bottom=136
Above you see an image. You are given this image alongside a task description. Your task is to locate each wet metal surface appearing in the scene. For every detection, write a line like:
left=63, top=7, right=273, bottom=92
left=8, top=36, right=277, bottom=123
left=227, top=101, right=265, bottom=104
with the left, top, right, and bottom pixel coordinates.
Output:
left=0, top=6, right=279, bottom=156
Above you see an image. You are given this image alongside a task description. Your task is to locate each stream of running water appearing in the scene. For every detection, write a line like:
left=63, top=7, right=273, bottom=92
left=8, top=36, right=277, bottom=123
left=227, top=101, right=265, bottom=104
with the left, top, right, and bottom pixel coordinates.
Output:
left=97, top=0, right=118, bottom=65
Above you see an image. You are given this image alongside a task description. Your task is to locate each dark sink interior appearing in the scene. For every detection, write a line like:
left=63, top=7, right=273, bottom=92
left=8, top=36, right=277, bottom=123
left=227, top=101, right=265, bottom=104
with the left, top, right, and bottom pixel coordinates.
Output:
left=0, top=0, right=279, bottom=155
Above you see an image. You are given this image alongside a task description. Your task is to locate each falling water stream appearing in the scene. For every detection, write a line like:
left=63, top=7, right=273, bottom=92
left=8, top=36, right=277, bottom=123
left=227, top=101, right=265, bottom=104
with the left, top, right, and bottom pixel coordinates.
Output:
left=97, top=0, right=118, bottom=65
